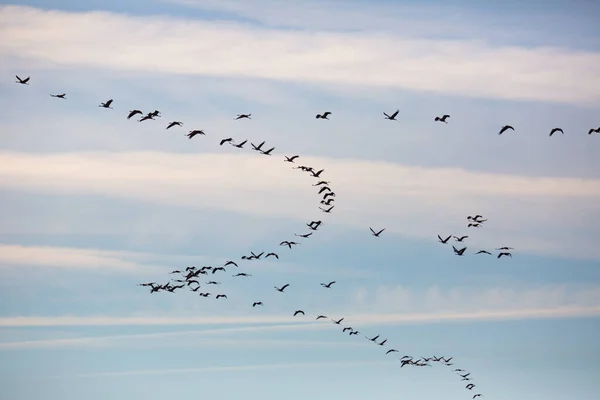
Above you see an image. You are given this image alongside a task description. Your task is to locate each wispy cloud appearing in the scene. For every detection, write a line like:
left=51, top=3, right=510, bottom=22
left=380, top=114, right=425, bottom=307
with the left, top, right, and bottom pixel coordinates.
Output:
left=72, top=360, right=389, bottom=378
left=3, top=283, right=599, bottom=329
left=1, top=151, right=599, bottom=259
left=1, top=5, right=599, bottom=103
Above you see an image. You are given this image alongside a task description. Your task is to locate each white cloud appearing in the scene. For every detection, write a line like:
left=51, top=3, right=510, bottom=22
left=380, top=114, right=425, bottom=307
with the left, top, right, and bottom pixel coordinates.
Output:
left=2, top=284, right=599, bottom=329
left=0, top=243, right=172, bottom=273
left=71, top=360, right=389, bottom=378
left=1, top=150, right=599, bottom=260
left=1, top=5, right=599, bottom=104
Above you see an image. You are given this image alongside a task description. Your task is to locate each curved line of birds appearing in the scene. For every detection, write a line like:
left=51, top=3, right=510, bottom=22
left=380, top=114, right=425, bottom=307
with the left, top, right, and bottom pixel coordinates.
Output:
left=12, top=75, right=550, bottom=399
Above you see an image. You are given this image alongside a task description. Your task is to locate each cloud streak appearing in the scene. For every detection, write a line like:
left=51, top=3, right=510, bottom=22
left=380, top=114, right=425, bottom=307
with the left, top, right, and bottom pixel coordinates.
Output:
left=1, top=151, right=599, bottom=259
left=1, top=5, right=599, bottom=104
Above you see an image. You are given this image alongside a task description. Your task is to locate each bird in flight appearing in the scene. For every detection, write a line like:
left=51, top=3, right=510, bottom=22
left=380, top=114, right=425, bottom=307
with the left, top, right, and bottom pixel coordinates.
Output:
left=549, top=127, right=564, bottom=136
left=187, top=130, right=205, bottom=139
left=454, top=235, right=468, bottom=242
left=435, top=114, right=450, bottom=123
left=316, top=315, right=327, bottom=320
left=220, top=138, right=233, bottom=146
left=50, top=93, right=66, bottom=99
left=215, top=294, right=227, bottom=299
left=275, top=284, right=290, bottom=293
left=386, top=349, right=399, bottom=355
left=321, top=281, right=336, bottom=289
left=498, top=125, right=514, bottom=135
left=383, top=109, right=399, bottom=120
left=235, top=113, right=251, bottom=120
left=319, top=205, right=334, bottom=213
left=370, top=227, right=385, bottom=237
left=260, top=147, right=275, bottom=156
left=232, top=139, right=248, bottom=149
left=331, top=317, right=344, bottom=325
left=453, top=246, right=467, bottom=256
left=252, top=302, right=263, bottom=307
left=316, top=112, right=331, bottom=119
left=15, top=75, right=30, bottom=85
left=284, top=155, right=299, bottom=163
left=588, top=127, right=600, bottom=135
left=99, top=99, right=113, bottom=109
left=496, top=246, right=513, bottom=250
left=438, top=234, right=452, bottom=244
left=127, top=109, right=142, bottom=119
left=293, top=310, right=305, bottom=316
left=166, top=121, right=183, bottom=129
left=498, top=252, right=512, bottom=258
left=475, top=250, right=492, bottom=255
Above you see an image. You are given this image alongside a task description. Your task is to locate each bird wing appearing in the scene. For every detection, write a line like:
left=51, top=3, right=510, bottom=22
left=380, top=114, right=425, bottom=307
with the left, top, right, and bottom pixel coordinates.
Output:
left=390, top=110, right=399, bottom=118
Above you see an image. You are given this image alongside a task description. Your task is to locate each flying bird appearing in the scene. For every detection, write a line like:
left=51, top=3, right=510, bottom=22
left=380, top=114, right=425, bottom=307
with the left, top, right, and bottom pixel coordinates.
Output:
left=232, top=139, right=248, bottom=148
left=166, top=121, right=183, bottom=129
left=316, top=112, right=331, bottom=119
left=293, top=310, right=305, bottom=316
left=549, top=127, right=564, bottom=136
left=331, top=318, right=344, bottom=325
left=319, top=205, right=334, bottom=213
left=224, top=261, right=238, bottom=267
left=215, top=294, right=227, bottom=299
left=438, top=235, right=452, bottom=244
left=284, top=155, right=299, bottom=163
left=187, top=130, right=205, bottom=139
left=320, top=281, right=336, bottom=289
left=15, top=75, right=30, bottom=85
left=220, top=138, right=233, bottom=146
left=498, top=252, right=512, bottom=258
left=252, top=302, right=263, bottom=307
left=588, top=127, right=600, bottom=135
left=454, top=235, right=468, bottom=242
left=316, top=315, right=327, bottom=320
left=275, top=284, right=290, bottom=293
left=453, top=246, right=467, bottom=256
left=99, top=99, right=113, bottom=109
left=496, top=246, right=513, bottom=250
left=475, top=250, right=492, bottom=255
left=386, top=349, right=399, bottom=355
left=235, top=113, right=251, bottom=120
left=127, top=109, right=142, bottom=119
left=370, top=227, right=385, bottom=237
left=260, top=147, right=275, bottom=156
left=435, top=114, right=450, bottom=123
left=498, top=125, right=514, bottom=135
left=383, top=109, right=399, bottom=120
left=50, top=93, right=66, bottom=99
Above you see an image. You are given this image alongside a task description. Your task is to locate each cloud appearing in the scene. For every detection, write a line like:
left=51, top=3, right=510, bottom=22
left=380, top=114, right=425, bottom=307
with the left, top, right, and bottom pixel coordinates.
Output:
left=71, top=360, right=389, bottom=378
left=2, top=284, right=599, bottom=329
left=1, top=150, right=599, bottom=260
left=0, top=243, right=176, bottom=273
left=1, top=5, right=599, bottom=104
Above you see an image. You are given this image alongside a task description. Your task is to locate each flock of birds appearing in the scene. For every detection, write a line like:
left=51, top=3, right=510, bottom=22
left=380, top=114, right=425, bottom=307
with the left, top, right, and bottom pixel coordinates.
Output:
left=24, top=72, right=596, bottom=399
left=437, top=215, right=514, bottom=259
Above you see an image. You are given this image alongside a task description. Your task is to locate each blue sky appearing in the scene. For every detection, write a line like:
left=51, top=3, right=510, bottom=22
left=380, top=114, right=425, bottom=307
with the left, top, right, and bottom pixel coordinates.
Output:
left=1, top=0, right=600, bottom=399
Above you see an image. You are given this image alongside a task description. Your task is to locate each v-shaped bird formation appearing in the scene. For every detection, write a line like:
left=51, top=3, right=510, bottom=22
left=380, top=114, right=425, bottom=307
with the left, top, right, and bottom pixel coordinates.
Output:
left=13, top=72, right=598, bottom=398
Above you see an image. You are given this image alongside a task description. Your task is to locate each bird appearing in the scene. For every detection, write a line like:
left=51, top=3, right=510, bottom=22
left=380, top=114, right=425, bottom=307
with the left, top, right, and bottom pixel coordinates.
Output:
left=311, top=169, right=325, bottom=178
left=15, top=75, right=30, bottom=85
left=232, top=140, right=248, bottom=148
left=316, top=112, right=331, bottom=119
left=498, top=125, right=514, bottom=135
left=331, top=318, right=344, bottom=325
left=496, top=246, right=513, bottom=250
left=386, top=349, right=399, bottom=355
left=319, top=205, right=334, bottom=213
left=206, top=281, right=220, bottom=285
left=498, top=252, right=512, bottom=258
left=468, top=223, right=481, bottom=228
left=293, top=310, right=305, bottom=316
left=251, top=141, right=265, bottom=151
left=294, top=233, right=313, bottom=238
left=187, top=130, right=205, bottom=139
left=233, top=273, right=252, bottom=277
left=166, top=121, right=183, bottom=129
left=466, top=384, right=476, bottom=390
left=472, top=395, right=482, bottom=399
left=367, top=335, right=380, bottom=342
left=370, top=227, right=385, bottom=237
left=453, top=246, right=467, bottom=256
left=99, top=99, right=113, bottom=109
left=280, top=241, right=299, bottom=249
left=252, top=302, right=263, bottom=307
left=475, top=250, right=492, bottom=255
left=313, top=181, right=330, bottom=186
left=220, top=138, right=233, bottom=146
left=275, top=284, right=290, bottom=293
left=383, top=109, right=399, bottom=120
left=438, top=235, right=452, bottom=244
left=454, top=235, right=468, bottom=242
left=215, top=294, right=227, bottom=299
left=378, top=339, right=387, bottom=346
left=320, top=281, right=336, bottom=288
left=265, top=252, right=279, bottom=259
left=435, top=114, right=450, bottom=123
left=316, top=315, right=327, bottom=320
left=139, top=114, right=154, bottom=122
left=342, top=327, right=353, bottom=333
left=127, top=109, right=142, bottom=119
left=224, top=261, right=238, bottom=267
left=260, top=147, right=275, bottom=155
left=549, top=127, right=564, bottom=136
left=235, top=113, right=251, bottom=120
left=284, top=155, right=299, bottom=163
left=588, top=127, right=600, bottom=135
left=50, top=93, right=66, bottom=99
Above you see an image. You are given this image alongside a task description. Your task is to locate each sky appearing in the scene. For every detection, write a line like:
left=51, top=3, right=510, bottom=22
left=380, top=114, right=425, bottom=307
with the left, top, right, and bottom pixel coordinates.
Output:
left=0, top=0, right=599, bottom=399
